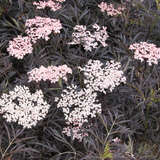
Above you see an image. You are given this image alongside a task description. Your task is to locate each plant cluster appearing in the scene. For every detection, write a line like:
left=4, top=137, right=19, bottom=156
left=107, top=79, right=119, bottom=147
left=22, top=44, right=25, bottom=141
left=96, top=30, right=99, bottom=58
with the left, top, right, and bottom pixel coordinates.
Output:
left=0, top=0, right=160, bottom=160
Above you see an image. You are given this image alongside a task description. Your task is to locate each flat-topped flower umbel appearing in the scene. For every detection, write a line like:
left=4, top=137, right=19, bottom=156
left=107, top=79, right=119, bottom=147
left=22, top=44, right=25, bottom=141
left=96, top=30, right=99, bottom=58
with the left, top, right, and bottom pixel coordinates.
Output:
left=79, top=60, right=126, bottom=93
left=69, top=24, right=109, bottom=51
left=7, top=36, right=33, bottom=59
left=33, top=0, right=65, bottom=11
left=25, top=16, right=62, bottom=43
left=98, top=2, right=125, bottom=16
left=0, top=85, right=50, bottom=128
left=129, top=42, right=160, bottom=65
left=28, top=65, right=72, bottom=83
left=55, top=84, right=101, bottom=141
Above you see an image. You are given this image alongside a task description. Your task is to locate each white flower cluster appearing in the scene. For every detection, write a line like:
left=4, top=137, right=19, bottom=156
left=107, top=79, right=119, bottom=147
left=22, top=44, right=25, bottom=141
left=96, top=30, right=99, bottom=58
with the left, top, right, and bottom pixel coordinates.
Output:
left=79, top=60, right=126, bottom=93
left=55, top=84, right=101, bottom=141
left=0, top=85, right=50, bottom=128
left=68, top=24, right=109, bottom=51
left=55, top=85, right=101, bottom=124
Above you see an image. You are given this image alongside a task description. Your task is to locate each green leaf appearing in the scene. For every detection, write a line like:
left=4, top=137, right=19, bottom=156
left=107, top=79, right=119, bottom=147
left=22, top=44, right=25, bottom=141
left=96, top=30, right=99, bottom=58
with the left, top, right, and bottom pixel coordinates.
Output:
left=156, top=0, right=160, bottom=10
left=100, top=142, right=113, bottom=160
left=0, top=6, right=5, bottom=17
left=58, top=78, right=63, bottom=88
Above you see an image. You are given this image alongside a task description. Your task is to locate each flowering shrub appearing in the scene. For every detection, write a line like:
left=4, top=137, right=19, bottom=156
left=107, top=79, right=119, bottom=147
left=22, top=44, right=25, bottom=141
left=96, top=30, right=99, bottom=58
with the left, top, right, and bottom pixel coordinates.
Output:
left=0, top=85, right=50, bottom=128
left=28, top=65, right=72, bottom=83
left=79, top=60, right=126, bottom=93
left=33, top=0, right=65, bottom=11
left=25, top=16, right=62, bottom=43
left=68, top=24, right=109, bottom=51
left=98, top=2, right=125, bottom=16
left=7, top=36, right=33, bottom=59
left=1, top=0, right=160, bottom=159
left=129, top=42, right=160, bottom=66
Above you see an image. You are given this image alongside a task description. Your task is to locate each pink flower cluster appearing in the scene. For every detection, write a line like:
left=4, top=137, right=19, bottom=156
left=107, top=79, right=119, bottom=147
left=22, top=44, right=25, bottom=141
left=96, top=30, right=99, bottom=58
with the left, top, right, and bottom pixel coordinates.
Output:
left=98, top=2, right=125, bottom=16
left=7, top=16, right=62, bottom=59
left=129, top=42, right=160, bottom=65
left=33, top=0, right=65, bottom=11
left=69, top=24, right=109, bottom=51
left=28, top=65, right=72, bottom=83
left=25, top=16, right=62, bottom=43
left=7, top=36, right=33, bottom=59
